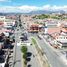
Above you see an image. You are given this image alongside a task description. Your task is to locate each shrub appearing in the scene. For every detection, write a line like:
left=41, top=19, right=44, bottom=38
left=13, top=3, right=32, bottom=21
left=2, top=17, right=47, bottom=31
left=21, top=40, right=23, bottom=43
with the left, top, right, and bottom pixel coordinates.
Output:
left=23, top=53, right=27, bottom=59
left=24, top=60, right=27, bottom=65
left=21, top=46, right=27, bottom=53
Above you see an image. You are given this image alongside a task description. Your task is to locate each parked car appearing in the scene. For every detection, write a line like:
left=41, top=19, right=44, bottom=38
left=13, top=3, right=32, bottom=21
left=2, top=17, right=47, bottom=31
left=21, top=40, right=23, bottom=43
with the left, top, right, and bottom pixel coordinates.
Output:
left=20, top=36, right=28, bottom=41
left=0, top=56, right=6, bottom=67
left=27, top=64, right=31, bottom=67
left=26, top=52, right=32, bottom=57
left=0, top=50, right=5, bottom=55
left=17, top=29, right=19, bottom=31
left=26, top=58, right=31, bottom=62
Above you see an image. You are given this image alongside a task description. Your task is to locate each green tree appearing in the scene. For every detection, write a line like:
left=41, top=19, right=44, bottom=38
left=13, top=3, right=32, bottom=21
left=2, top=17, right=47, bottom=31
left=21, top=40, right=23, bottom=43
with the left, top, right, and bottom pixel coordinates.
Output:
left=24, top=60, right=27, bottom=65
left=23, top=53, right=27, bottom=59
left=21, top=46, right=27, bottom=53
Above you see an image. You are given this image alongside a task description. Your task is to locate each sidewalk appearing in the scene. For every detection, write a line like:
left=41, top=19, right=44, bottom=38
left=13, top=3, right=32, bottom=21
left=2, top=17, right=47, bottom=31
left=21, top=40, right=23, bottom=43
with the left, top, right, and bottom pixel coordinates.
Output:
left=14, top=46, right=22, bottom=67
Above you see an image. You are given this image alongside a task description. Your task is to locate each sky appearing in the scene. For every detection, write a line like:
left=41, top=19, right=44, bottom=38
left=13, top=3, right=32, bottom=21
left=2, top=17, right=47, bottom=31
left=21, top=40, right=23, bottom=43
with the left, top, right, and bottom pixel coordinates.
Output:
left=0, top=0, right=67, bottom=13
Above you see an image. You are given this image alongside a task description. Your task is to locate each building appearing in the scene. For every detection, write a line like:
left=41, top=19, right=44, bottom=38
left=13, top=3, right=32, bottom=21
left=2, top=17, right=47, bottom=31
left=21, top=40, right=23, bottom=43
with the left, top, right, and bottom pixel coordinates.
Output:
left=45, top=20, right=67, bottom=47
left=55, top=24, right=67, bottom=47
left=0, top=16, right=15, bottom=34
left=28, top=24, right=43, bottom=33
left=29, top=24, right=39, bottom=33
left=0, top=16, right=15, bottom=27
left=0, top=16, right=5, bottom=27
left=0, top=16, right=5, bottom=21
left=4, top=19, right=15, bottom=28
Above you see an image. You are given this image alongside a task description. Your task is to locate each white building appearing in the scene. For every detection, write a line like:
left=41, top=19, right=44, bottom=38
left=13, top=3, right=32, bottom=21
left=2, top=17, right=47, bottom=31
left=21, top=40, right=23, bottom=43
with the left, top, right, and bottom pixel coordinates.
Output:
left=55, top=24, right=67, bottom=47
left=56, top=35, right=67, bottom=43
left=4, top=19, right=15, bottom=28
left=0, top=16, right=5, bottom=21
left=0, top=16, right=15, bottom=28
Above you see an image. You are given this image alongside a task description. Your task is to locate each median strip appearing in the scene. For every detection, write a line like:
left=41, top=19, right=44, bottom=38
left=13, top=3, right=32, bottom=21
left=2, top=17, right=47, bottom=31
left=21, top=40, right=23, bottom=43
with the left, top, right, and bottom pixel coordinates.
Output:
left=21, top=45, right=27, bottom=67
left=31, top=37, right=51, bottom=67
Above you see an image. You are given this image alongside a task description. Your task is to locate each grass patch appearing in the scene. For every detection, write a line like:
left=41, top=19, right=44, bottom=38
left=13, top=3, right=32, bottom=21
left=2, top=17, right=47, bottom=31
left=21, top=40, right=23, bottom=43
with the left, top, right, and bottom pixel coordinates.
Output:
left=21, top=46, right=27, bottom=67
left=31, top=38, right=37, bottom=45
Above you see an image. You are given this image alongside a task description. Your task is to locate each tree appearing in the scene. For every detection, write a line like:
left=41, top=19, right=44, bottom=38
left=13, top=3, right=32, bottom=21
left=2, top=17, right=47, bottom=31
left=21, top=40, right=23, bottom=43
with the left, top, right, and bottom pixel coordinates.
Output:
left=23, top=53, right=27, bottom=59
left=21, top=46, right=27, bottom=53
left=24, top=60, right=27, bottom=65
left=19, top=24, right=22, bottom=27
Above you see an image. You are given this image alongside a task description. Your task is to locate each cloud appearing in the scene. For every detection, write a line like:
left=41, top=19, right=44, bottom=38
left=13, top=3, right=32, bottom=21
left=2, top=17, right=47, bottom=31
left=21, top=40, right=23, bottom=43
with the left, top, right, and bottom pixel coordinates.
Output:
left=0, top=6, right=20, bottom=13
left=19, top=5, right=40, bottom=13
left=42, top=5, right=51, bottom=10
left=0, top=0, right=6, bottom=1
left=0, top=5, right=40, bottom=13
left=0, top=5, right=67, bottom=13
left=0, top=0, right=11, bottom=2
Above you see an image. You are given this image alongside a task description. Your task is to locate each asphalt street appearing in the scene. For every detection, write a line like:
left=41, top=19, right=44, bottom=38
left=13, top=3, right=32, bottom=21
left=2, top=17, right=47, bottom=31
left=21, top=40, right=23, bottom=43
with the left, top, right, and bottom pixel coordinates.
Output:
left=12, top=25, right=41, bottom=67
left=8, top=24, right=22, bottom=67
left=12, top=25, right=22, bottom=67
left=31, top=34, right=67, bottom=67
left=27, top=46, right=41, bottom=67
left=13, top=46, right=22, bottom=67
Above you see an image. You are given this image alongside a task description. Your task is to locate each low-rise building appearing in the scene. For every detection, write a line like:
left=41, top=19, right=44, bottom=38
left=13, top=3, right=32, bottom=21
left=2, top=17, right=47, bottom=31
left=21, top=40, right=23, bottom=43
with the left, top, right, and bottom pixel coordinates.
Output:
left=55, top=24, right=67, bottom=47
left=28, top=24, right=44, bottom=33
left=0, top=16, right=5, bottom=21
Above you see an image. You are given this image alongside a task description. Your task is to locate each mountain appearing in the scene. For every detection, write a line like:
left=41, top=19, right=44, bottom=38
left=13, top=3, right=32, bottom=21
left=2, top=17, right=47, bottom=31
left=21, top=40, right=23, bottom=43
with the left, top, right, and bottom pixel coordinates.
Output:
left=29, top=10, right=66, bottom=14
left=0, top=10, right=66, bottom=15
left=0, top=13, right=6, bottom=16
left=0, top=12, right=32, bottom=16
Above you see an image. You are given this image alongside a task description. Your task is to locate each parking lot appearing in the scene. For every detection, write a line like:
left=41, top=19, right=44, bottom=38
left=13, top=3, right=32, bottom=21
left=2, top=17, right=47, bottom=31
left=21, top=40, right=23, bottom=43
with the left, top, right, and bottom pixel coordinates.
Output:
left=27, top=45, right=41, bottom=67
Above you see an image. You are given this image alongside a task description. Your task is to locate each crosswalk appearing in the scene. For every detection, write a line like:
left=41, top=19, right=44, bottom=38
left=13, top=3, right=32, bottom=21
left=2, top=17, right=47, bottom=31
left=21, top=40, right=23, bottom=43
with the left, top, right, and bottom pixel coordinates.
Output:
left=17, top=41, right=31, bottom=46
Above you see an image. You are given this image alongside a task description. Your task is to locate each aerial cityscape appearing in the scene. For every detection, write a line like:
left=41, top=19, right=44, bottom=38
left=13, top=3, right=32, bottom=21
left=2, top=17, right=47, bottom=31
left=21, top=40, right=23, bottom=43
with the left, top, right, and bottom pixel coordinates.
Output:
left=0, top=0, right=67, bottom=67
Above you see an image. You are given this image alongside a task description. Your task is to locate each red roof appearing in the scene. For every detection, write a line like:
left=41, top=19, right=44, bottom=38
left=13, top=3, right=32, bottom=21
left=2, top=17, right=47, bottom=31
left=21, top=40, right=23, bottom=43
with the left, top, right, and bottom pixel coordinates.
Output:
left=48, top=27, right=60, bottom=34
left=0, top=22, right=4, bottom=25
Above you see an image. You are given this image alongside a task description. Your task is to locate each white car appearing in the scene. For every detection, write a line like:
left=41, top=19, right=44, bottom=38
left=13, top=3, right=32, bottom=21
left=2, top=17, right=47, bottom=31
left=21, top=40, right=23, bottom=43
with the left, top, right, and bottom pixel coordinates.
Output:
left=19, top=41, right=31, bottom=46
left=0, top=63, right=5, bottom=67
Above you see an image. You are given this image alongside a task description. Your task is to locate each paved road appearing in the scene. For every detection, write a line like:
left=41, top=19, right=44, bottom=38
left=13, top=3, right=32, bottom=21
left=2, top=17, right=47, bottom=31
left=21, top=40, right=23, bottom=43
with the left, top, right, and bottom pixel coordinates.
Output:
left=8, top=20, right=23, bottom=67
left=14, top=46, right=22, bottom=67
left=13, top=24, right=41, bottom=67
left=12, top=25, right=22, bottom=67
left=27, top=46, right=41, bottom=67
left=31, top=34, right=67, bottom=67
